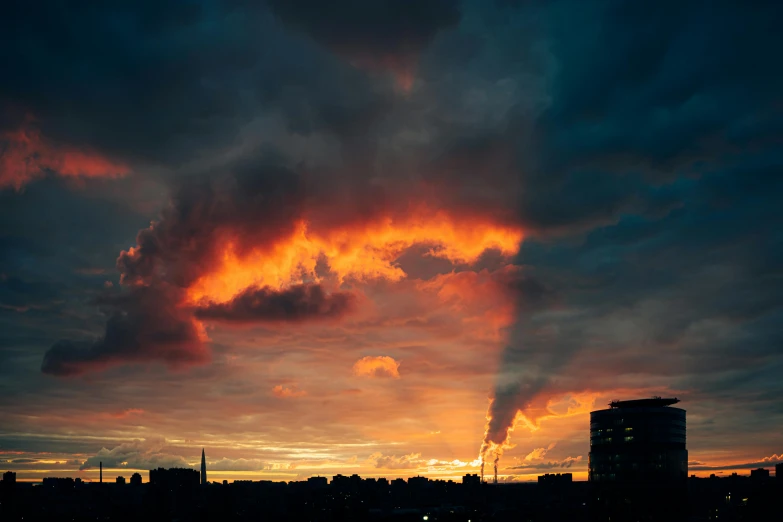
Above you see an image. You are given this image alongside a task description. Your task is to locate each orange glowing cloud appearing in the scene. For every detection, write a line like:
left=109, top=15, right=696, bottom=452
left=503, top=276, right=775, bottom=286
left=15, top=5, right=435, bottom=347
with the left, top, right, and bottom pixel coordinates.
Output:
left=186, top=210, right=523, bottom=305
left=0, top=120, right=129, bottom=190
left=524, top=442, right=557, bottom=461
left=271, top=385, right=307, bottom=398
left=417, top=266, right=527, bottom=341
left=353, top=356, right=401, bottom=379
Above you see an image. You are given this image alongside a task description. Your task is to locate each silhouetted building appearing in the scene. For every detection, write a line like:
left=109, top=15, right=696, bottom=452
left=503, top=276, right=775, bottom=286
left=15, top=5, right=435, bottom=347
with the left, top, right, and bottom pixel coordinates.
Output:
left=751, top=467, right=770, bottom=481
left=201, top=448, right=207, bottom=486
left=307, top=476, right=327, bottom=488
left=463, top=473, right=480, bottom=486
left=2, top=471, right=16, bottom=484
left=590, top=397, right=687, bottom=484
left=777, top=463, right=783, bottom=481
left=149, top=467, right=200, bottom=489
left=331, top=474, right=349, bottom=490
left=130, top=472, right=142, bottom=486
left=538, top=473, right=573, bottom=485
left=408, top=476, right=429, bottom=488
left=116, top=476, right=126, bottom=485
left=42, top=477, right=75, bottom=489
left=589, top=397, right=687, bottom=521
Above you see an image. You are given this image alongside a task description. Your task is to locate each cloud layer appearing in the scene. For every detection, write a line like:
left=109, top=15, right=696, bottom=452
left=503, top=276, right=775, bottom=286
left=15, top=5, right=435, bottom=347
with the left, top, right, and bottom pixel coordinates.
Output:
left=353, top=356, right=401, bottom=379
left=0, top=0, right=781, bottom=483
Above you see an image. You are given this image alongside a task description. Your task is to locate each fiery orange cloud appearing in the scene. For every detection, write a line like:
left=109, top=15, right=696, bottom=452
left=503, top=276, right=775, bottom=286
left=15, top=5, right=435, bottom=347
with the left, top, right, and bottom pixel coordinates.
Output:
left=186, top=209, right=523, bottom=305
left=271, top=385, right=307, bottom=398
left=0, top=120, right=129, bottom=190
left=353, top=356, right=401, bottom=379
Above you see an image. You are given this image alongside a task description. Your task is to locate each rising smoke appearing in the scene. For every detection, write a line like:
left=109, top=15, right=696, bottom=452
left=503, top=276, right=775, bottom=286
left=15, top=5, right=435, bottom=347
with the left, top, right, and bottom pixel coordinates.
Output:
left=478, top=271, right=562, bottom=477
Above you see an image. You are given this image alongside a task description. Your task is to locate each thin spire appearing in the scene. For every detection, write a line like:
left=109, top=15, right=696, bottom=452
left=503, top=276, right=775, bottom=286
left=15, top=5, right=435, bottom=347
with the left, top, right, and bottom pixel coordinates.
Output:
left=201, top=448, right=207, bottom=485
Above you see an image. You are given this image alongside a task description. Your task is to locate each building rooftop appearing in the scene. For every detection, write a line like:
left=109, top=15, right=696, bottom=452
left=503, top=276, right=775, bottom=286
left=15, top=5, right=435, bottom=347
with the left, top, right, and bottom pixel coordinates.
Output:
left=609, top=397, right=679, bottom=409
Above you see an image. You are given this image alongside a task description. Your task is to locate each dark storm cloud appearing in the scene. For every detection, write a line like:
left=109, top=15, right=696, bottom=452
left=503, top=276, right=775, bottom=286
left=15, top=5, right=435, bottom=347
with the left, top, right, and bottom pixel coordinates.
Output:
left=491, top=266, right=555, bottom=307
left=195, top=284, right=356, bottom=324
left=481, top=0, right=783, bottom=449
left=268, top=0, right=461, bottom=69
left=510, top=0, right=783, bottom=234
left=41, top=284, right=209, bottom=376
left=0, top=274, right=62, bottom=311
left=0, top=0, right=388, bottom=172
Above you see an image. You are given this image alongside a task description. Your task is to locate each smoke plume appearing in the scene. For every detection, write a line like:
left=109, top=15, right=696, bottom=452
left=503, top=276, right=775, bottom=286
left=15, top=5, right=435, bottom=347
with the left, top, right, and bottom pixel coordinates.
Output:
left=478, top=269, right=559, bottom=473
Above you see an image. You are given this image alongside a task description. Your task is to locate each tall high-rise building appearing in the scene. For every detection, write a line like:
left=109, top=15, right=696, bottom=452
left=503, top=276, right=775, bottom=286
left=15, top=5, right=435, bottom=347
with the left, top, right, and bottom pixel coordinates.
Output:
left=589, top=397, right=687, bottom=521
left=201, top=448, right=207, bottom=486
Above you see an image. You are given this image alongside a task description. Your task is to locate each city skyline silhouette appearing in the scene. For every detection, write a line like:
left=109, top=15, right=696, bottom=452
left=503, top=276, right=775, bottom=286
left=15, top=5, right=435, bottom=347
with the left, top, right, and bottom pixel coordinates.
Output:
left=2, top=397, right=780, bottom=520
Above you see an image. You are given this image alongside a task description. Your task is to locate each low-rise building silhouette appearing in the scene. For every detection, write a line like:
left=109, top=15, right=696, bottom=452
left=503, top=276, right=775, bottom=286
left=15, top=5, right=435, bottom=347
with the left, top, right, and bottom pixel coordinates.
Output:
left=538, top=473, right=572, bottom=486
left=407, top=475, right=429, bottom=487
left=307, top=475, right=327, bottom=488
left=462, top=473, right=480, bottom=486
left=3, top=471, right=16, bottom=484
left=130, top=472, right=142, bottom=486
left=42, top=477, right=75, bottom=489
left=149, top=467, right=200, bottom=489
left=116, top=476, right=126, bottom=485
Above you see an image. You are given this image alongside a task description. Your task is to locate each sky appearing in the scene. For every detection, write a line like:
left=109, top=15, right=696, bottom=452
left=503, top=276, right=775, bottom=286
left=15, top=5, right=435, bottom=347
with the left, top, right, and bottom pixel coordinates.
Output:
left=1, top=0, right=782, bottom=484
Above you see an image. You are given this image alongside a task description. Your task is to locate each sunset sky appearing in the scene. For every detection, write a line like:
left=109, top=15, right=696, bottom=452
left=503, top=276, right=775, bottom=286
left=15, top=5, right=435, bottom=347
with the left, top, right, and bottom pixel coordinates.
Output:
left=1, top=1, right=781, bottom=484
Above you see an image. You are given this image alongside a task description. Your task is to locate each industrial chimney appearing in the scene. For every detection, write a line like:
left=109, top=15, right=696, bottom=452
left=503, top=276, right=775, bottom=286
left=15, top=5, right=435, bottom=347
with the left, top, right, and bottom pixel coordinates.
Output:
left=100, top=461, right=103, bottom=483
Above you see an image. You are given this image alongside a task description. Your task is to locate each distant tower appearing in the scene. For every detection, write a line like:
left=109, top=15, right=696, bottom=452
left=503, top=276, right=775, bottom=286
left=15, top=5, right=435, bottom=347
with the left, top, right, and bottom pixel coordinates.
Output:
left=201, top=448, right=207, bottom=485
left=100, top=461, right=103, bottom=483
